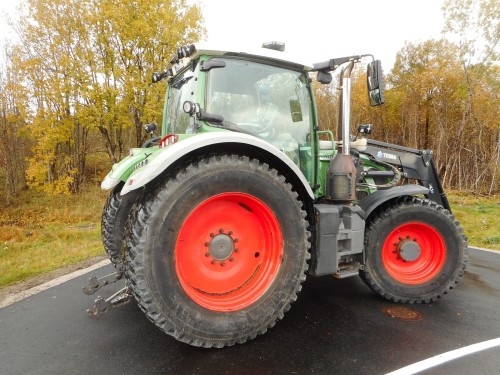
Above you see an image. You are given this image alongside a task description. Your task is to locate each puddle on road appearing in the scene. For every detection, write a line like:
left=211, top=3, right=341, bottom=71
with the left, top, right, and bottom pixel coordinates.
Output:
left=381, top=306, right=423, bottom=321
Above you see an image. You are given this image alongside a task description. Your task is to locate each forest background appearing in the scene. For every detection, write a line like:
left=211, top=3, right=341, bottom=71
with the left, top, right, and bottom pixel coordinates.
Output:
left=0, top=0, right=498, bottom=287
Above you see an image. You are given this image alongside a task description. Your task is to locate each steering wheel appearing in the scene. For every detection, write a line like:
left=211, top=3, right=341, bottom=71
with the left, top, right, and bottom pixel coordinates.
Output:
left=238, top=103, right=279, bottom=135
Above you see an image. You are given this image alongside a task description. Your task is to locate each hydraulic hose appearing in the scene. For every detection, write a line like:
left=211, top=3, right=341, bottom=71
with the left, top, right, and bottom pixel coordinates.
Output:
left=358, top=157, right=402, bottom=190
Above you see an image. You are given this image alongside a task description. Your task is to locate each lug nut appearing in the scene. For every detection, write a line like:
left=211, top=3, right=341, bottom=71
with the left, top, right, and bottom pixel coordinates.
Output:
left=205, top=252, right=210, bottom=257
left=219, top=228, right=224, bottom=233
left=211, top=260, right=216, bottom=264
left=204, top=242, right=209, bottom=247
left=228, top=230, right=233, bottom=235
left=229, top=257, right=234, bottom=262
left=234, top=248, right=239, bottom=253
left=220, top=262, right=225, bottom=266
left=234, top=238, right=239, bottom=243
left=210, top=233, right=215, bottom=237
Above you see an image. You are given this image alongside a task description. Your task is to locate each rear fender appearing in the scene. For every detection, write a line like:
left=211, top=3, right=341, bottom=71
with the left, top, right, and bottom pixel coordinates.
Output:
left=120, top=132, right=315, bottom=199
left=359, top=185, right=430, bottom=220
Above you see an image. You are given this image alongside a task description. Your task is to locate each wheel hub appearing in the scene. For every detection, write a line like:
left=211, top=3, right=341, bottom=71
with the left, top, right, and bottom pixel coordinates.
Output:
left=209, top=234, right=234, bottom=261
left=382, top=222, right=447, bottom=285
left=397, top=240, right=421, bottom=262
left=175, top=192, right=283, bottom=311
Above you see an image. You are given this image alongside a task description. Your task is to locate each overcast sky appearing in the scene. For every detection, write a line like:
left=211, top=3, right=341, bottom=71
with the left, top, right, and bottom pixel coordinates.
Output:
left=197, top=0, right=446, bottom=70
left=1, top=0, right=446, bottom=70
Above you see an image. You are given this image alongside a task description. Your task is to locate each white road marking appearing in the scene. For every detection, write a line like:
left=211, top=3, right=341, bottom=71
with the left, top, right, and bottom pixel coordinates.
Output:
left=470, top=246, right=500, bottom=254
left=0, top=259, right=111, bottom=309
left=386, top=337, right=500, bottom=375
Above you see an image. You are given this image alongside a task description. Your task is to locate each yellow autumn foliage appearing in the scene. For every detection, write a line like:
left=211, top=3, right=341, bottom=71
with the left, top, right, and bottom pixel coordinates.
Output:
left=11, top=0, right=205, bottom=194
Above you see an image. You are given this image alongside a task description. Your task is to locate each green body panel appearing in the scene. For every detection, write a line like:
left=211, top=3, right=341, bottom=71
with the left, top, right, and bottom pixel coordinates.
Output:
left=316, top=130, right=336, bottom=197
left=317, top=145, right=392, bottom=198
left=318, top=154, right=333, bottom=198
left=108, top=148, right=157, bottom=182
left=357, top=155, right=388, bottom=195
left=107, top=133, right=202, bottom=183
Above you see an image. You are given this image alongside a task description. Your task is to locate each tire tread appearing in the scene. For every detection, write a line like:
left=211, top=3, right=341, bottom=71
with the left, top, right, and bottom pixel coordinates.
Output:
left=124, top=154, right=311, bottom=347
left=360, top=196, right=468, bottom=303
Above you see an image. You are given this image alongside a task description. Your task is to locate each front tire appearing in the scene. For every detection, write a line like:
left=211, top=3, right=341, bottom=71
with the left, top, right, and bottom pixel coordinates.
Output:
left=125, top=155, right=310, bottom=347
left=360, top=197, right=467, bottom=303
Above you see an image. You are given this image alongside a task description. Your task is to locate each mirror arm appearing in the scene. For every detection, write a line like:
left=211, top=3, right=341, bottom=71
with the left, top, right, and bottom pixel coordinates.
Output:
left=360, top=54, right=375, bottom=62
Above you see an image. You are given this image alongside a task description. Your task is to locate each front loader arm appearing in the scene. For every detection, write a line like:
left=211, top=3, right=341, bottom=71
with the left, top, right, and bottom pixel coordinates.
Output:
left=362, top=139, right=450, bottom=211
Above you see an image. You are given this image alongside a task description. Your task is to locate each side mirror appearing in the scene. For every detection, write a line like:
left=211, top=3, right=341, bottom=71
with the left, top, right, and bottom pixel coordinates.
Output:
left=366, top=60, right=385, bottom=106
left=317, top=71, right=332, bottom=84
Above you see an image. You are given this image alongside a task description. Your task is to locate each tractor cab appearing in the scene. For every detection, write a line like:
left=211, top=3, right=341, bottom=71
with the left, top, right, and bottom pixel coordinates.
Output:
left=156, top=42, right=384, bottom=196
left=160, top=43, right=316, bottom=183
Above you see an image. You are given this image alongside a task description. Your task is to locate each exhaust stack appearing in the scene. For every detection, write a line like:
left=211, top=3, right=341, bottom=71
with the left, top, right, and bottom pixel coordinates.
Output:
left=326, top=60, right=357, bottom=202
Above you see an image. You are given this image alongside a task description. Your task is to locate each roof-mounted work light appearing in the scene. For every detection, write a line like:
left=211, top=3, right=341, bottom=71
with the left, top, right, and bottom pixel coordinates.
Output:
left=262, top=41, right=285, bottom=52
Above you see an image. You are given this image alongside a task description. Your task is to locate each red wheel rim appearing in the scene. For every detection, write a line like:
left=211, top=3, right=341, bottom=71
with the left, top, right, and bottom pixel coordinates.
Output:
left=175, top=192, right=283, bottom=312
left=382, top=222, right=446, bottom=285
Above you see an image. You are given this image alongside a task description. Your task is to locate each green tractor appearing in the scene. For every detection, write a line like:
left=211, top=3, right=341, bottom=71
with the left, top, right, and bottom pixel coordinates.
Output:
left=90, top=42, right=467, bottom=348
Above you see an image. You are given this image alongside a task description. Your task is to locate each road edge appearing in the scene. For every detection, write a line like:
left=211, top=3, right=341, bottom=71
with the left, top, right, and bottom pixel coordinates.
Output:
left=469, top=246, right=500, bottom=254
left=0, top=259, right=111, bottom=309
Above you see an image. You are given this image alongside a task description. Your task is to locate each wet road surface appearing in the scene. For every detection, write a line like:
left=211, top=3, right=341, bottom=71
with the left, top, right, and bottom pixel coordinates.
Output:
left=1, top=247, right=499, bottom=374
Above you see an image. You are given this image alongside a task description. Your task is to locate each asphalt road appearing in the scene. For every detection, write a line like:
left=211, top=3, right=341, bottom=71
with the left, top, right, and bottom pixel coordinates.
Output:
left=1, top=247, right=499, bottom=375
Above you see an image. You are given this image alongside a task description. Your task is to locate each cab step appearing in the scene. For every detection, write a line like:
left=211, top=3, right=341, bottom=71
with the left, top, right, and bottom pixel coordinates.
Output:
left=334, top=264, right=361, bottom=279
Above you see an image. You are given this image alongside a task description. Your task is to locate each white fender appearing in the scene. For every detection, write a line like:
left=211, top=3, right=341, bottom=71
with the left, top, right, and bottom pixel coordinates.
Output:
left=120, top=132, right=315, bottom=198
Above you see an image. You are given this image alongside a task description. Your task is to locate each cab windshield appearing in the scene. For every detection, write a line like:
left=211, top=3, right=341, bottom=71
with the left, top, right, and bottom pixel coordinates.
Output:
left=205, top=58, right=312, bottom=164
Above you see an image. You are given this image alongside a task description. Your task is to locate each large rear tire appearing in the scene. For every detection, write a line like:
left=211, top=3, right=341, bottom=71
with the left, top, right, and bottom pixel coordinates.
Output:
left=360, top=197, right=467, bottom=303
left=124, top=155, right=310, bottom=347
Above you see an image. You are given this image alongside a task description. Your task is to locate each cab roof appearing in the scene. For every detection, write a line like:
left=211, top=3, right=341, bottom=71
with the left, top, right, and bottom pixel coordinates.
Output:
left=173, top=43, right=314, bottom=73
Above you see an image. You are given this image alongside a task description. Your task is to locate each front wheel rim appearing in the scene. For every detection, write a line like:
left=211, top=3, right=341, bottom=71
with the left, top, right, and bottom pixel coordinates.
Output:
left=175, top=192, right=283, bottom=312
left=382, top=222, right=446, bottom=285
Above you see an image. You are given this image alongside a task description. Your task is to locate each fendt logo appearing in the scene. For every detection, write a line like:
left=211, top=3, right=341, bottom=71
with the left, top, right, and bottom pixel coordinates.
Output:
left=376, top=151, right=397, bottom=160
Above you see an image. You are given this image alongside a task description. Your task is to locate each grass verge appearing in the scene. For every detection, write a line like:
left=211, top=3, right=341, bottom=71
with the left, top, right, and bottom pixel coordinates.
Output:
left=447, top=191, right=500, bottom=250
left=0, top=185, right=108, bottom=288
